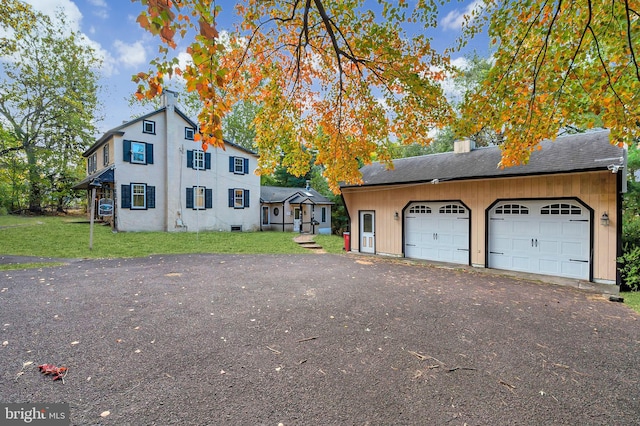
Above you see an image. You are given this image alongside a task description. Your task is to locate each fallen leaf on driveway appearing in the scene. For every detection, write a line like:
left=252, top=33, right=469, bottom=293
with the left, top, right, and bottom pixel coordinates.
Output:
left=70, top=341, right=79, bottom=345
left=100, top=411, right=110, bottom=418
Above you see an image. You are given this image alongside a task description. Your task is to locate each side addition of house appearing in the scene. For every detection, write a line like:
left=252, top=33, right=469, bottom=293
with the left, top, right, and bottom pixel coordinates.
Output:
left=340, top=131, right=627, bottom=288
left=260, top=183, right=333, bottom=234
left=74, top=91, right=261, bottom=232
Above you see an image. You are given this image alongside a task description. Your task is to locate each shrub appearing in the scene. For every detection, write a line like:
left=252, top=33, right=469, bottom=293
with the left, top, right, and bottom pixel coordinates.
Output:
left=618, top=246, right=640, bottom=292
left=622, top=212, right=640, bottom=249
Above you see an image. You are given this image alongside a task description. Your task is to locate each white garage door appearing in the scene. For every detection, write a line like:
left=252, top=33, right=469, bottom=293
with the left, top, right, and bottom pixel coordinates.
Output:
left=404, top=202, right=469, bottom=264
left=488, top=200, right=590, bottom=280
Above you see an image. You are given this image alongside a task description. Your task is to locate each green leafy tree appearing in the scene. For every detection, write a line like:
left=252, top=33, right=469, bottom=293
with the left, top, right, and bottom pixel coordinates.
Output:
left=223, top=100, right=259, bottom=151
left=0, top=9, right=101, bottom=212
left=456, top=0, right=639, bottom=167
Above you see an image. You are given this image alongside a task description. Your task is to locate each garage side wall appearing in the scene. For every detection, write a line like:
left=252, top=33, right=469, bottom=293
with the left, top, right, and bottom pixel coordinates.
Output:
left=341, top=171, right=618, bottom=282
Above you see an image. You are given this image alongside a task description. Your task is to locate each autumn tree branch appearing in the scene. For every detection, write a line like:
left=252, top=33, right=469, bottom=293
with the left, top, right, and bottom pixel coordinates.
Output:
left=624, top=0, right=640, bottom=82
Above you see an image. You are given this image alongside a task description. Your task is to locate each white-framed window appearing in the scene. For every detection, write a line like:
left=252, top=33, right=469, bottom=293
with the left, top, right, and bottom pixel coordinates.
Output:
left=193, top=150, right=205, bottom=170
left=143, top=120, right=155, bottom=134
left=194, top=186, right=205, bottom=210
left=229, top=156, right=248, bottom=174
left=132, top=183, right=146, bottom=209
left=262, top=206, right=269, bottom=225
left=185, top=127, right=195, bottom=140
left=234, top=157, right=244, bottom=174
left=103, top=144, right=109, bottom=166
left=234, top=189, right=244, bottom=208
left=131, top=142, right=146, bottom=164
left=321, top=207, right=327, bottom=223
left=228, top=188, right=249, bottom=208
left=122, top=183, right=155, bottom=210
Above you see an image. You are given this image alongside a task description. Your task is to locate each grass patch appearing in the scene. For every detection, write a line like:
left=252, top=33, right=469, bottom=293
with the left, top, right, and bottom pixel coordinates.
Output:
left=0, top=215, right=312, bottom=258
left=621, top=291, right=640, bottom=314
left=0, top=262, right=66, bottom=271
left=315, top=234, right=345, bottom=254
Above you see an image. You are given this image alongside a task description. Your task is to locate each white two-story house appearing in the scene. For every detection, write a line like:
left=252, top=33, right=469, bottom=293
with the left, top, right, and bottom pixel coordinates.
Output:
left=74, top=91, right=260, bottom=232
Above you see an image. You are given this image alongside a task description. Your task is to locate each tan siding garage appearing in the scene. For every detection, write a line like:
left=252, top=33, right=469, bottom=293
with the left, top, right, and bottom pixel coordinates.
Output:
left=341, top=131, right=625, bottom=289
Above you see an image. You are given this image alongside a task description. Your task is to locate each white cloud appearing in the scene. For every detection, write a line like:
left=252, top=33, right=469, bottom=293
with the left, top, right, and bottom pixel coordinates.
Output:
left=23, top=0, right=83, bottom=32
left=113, top=40, right=148, bottom=69
left=440, top=0, right=485, bottom=31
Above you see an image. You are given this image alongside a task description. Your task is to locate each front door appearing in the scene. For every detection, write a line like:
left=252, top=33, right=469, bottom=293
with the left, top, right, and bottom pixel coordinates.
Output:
left=360, top=211, right=375, bottom=253
left=293, top=207, right=301, bottom=232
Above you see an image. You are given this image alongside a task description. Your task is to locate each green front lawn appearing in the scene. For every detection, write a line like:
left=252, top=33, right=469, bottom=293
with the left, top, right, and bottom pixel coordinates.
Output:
left=0, top=215, right=344, bottom=259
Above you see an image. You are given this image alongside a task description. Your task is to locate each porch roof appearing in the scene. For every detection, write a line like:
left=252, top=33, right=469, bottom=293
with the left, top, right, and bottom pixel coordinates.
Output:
left=72, top=166, right=114, bottom=190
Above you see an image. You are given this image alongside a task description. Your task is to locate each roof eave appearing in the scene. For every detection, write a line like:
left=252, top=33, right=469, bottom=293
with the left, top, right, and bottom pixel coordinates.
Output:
left=340, top=167, right=613, bottom=189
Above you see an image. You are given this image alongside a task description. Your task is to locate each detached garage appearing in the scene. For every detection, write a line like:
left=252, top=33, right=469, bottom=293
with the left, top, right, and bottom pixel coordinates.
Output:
left=341, top=131, right=626, bottom=289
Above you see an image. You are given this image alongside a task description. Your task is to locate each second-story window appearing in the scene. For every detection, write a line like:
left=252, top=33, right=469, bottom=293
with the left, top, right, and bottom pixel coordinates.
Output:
left=88, top=153, right=97, bottom=174
left=185, top=127, right=195, bottom=140
left=229, top=156, right=248, bottom=174
left=193, top=150, right=205, bottom=170
left=187, top=149, right=210, bottom=170
left=103, top=144, right=109, bottom=166
left=143, top=120, right=155, bottom=134
left=124, top=140, right=154, bottom=165
left=131, top=142, right=146, bottom=164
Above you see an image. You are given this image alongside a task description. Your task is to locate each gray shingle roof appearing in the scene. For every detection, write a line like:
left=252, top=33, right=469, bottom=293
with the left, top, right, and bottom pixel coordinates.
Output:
left=342, top=130, right=624, bottom=188
left=84, top=107, right=258, bottom=157
left=261, top=186, right=333, bottom=204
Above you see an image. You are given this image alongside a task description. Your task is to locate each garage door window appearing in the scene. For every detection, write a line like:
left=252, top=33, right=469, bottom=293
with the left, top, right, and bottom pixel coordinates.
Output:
left=495, top=204, right=529, bottom=215
left=540, top=203, right=582, bottom=215
left=409, top=205, right=431, bottom=214
left=439, top=204, right=466, bottom=214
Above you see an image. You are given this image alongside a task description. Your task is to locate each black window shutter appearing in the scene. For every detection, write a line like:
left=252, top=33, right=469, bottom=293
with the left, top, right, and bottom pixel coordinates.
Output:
left=229, top=156, right=235, bottom=172
left=228, top=188, right=234, bottom=207
left=187, top=150, right=194, bottom=169
left=186, top=187, right=194, bottom=209
left=205, top=189, right=213, bottom=209
left=205, top=153, right=211, bottom=170
left=123, top=140, right=131, bottom=163
left=243, top=158, right=249, bottom=174
left=146, top=143, right=154, bottom=164
left=244, top=189, right=250, bottom=208
left=147, top=185, right=156, bottom=208
left=121, top=184, right=131, bottom=208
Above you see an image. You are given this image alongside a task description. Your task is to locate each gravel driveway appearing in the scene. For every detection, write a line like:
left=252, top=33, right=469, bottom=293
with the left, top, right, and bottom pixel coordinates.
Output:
left=1, top=254, right=639, bottom=425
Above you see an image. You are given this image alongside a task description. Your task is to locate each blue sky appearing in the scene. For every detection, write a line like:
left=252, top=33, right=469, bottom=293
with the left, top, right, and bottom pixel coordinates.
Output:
left=22, top=0, right=490, bottom=136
